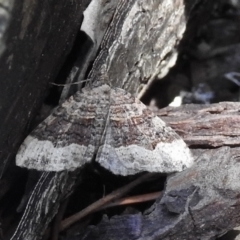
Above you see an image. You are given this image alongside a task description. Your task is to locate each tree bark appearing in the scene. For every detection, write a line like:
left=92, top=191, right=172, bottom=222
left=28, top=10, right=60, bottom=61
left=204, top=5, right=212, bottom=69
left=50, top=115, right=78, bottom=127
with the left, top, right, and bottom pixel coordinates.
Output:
left=0, top=0, right=216, bottom=239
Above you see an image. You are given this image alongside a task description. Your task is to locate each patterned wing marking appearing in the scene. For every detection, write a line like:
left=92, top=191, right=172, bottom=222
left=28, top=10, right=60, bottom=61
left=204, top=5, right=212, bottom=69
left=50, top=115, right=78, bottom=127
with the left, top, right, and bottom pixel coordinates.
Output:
left=16, top=85, right=111, bottom=171
left=96, top=87, right=193, bottom=175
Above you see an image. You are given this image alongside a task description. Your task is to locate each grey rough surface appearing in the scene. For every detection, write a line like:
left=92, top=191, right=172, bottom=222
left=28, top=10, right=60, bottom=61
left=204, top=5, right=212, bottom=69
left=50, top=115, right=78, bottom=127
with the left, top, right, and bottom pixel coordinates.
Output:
left=10, top=171, right=81, bottom=240
left=60, top=0, right=119, bottom=102
left=81, top=0, right=118, bottom=49
left=89, top=0, right=187, bottom=95
left=78, top=147, right=240, bottom=240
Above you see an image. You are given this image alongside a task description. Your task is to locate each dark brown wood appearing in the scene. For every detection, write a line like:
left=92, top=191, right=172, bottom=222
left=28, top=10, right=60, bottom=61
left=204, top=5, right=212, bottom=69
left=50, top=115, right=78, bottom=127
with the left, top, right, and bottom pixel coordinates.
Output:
left=0, top=0, right=91, bottom=175
left=0, top=0, right=92, bottom=239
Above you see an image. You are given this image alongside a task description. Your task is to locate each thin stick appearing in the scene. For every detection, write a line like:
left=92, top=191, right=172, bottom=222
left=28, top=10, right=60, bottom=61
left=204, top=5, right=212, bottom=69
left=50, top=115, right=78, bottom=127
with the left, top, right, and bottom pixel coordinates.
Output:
left=101, top=191, right=161, bottom=209
left=60, top=173, right=155, bottom=231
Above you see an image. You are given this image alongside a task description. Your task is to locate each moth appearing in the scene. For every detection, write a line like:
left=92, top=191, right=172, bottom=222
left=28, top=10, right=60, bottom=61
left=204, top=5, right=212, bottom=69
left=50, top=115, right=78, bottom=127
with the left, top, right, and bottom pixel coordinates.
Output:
left=16, top=84, right=193, bottom=176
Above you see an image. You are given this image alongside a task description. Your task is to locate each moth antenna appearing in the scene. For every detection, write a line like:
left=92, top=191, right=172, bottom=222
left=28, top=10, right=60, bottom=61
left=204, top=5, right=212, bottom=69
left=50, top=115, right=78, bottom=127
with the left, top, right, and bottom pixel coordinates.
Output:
left=49, top=79, right=91, bottom=87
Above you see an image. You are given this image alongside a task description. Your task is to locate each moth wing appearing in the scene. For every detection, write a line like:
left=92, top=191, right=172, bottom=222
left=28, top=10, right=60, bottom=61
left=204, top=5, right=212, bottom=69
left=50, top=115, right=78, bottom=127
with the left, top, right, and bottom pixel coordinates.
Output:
left=96, top=88, right=193, bottom=176
left=16, top=86, right=110, bottom=171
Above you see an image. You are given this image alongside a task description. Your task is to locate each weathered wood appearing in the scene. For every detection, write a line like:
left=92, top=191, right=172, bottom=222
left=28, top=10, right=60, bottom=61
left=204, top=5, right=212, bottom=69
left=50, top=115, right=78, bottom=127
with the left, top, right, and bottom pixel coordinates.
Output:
left=89, top=0, right=216, bottom=95
left=52, top=102, right=240, bottom=240
left=7, top=0, right=216, bottom=239
left=158, top=102, right=240, bottom=147
left=90, top=0, right=188, bottom=95
left=0, top=0, right=92, bottom=239
left=78, top=147, right=240, bottom=240
left=10, top=171, right=81, bottom=240
left=0, top=0, right=91, bottom=176
left=59, top=0, right=119, bottom=102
